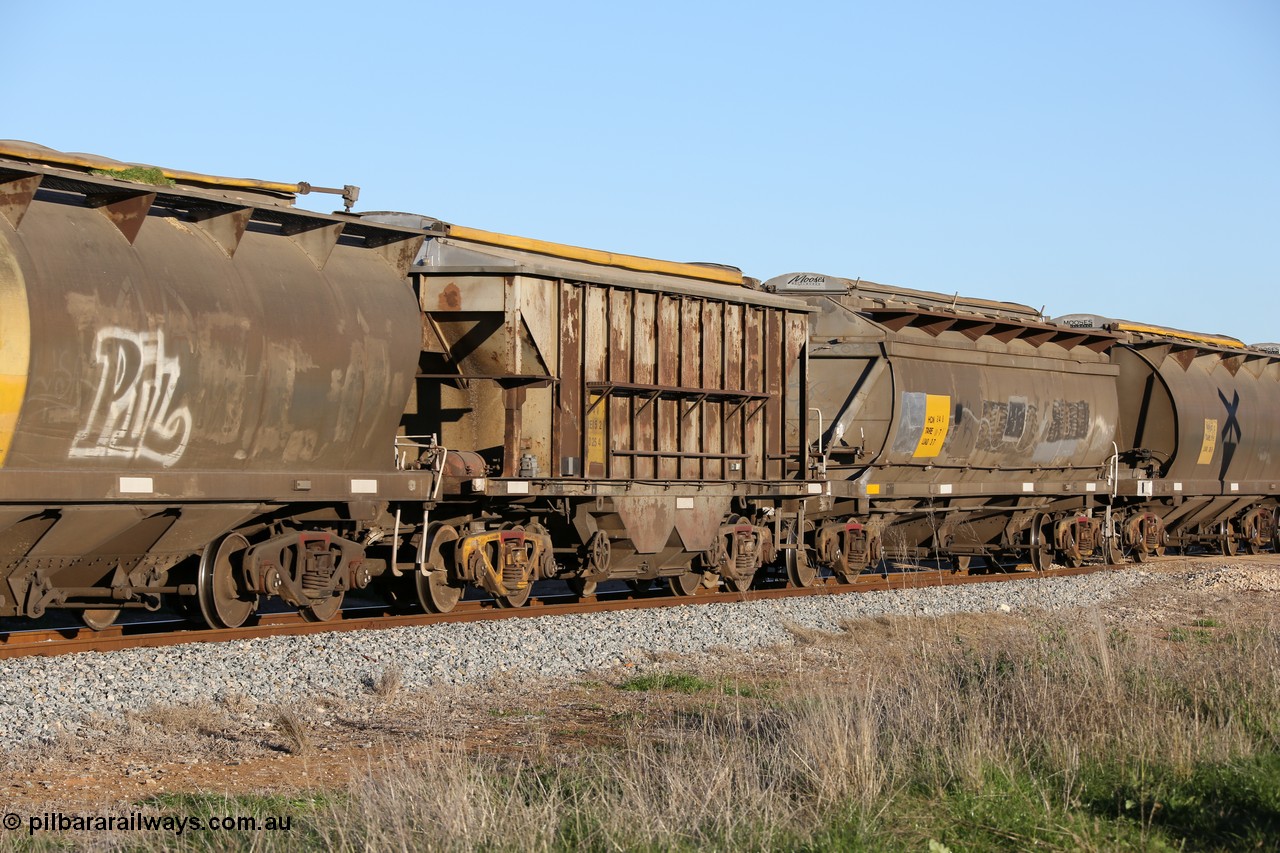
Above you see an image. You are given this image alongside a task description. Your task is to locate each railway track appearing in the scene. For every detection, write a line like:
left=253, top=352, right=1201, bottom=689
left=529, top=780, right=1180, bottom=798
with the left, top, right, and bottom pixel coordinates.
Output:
left=0, top=562, right=1112, bottom=659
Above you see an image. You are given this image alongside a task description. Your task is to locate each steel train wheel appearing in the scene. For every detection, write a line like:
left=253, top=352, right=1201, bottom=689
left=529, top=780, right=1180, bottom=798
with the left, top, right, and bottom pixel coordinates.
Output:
left=301, top=592, right=344, bottom=622
left=1219, top=521, right=1238, bottom=557
left=668, top=570, right=703, bottom=596
left=495, top=583, right=531, bottom=608
left=417, top=570, right=463, bottom=614
left=785, top=544, right=819, bottom=588
left=197, top=533, right=255, bottom=629
left=416, top=524, right=464, bottom=613
left=1240, top=514, right=1264, bottom=554
left=834, top=566, right=861, bottom=584
left=81, top=608, right=120, bottom=631
left=1061, top=534, right=1084, bottom=568
left=950, top=555, right=972, bottom=575
left=781, top=522, right=819, bottom=588
left=1028, top=514, right=1053, bottom=572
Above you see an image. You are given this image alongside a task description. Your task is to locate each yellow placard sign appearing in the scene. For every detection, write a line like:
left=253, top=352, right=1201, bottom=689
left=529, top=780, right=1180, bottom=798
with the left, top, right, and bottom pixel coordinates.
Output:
left=585, top=393, right=607, bottom=474
left=913, top=394, right=951, bottom=458
left=1197, top=418, right=1218, bottom=465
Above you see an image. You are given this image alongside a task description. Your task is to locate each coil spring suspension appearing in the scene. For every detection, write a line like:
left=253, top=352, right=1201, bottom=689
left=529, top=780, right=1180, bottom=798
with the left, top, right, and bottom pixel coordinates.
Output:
left=1141, top=520, right=1161, bottom=549
left=502, top=539, right=527, bottom=590
left=301, top=547, right=336, bottom=594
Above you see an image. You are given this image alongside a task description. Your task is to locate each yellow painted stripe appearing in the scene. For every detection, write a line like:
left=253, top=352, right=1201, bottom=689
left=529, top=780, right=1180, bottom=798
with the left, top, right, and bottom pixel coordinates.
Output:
left=0, top=141, right=301, bottom=195
left=0, top=378, right=25, bottom=461
left=446, top=224, right=744, bottom=285
left=1115, top=321, right=1244, bottom=349
left=0, top=241, right=30, bottom=467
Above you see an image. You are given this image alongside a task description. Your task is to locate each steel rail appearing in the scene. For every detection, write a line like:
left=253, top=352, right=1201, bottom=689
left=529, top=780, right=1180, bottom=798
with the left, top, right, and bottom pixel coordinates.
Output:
left=0, top=562, right=1123, bottom=660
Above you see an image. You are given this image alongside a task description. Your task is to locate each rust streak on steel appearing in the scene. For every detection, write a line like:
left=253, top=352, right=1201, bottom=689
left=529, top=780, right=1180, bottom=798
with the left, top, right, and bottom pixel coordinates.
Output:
left=0, top=562, right=1116, bottom=660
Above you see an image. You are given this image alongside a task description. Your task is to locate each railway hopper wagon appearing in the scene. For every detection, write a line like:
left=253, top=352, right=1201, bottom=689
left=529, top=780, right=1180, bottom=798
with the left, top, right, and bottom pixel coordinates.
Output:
left=768, top=272, right=1129, bottom=577
left=1054, top=315, right=1280, bottom=559
left=359, top=213, right=819, bottom=609
left=0, top=143, right=433, bottom=629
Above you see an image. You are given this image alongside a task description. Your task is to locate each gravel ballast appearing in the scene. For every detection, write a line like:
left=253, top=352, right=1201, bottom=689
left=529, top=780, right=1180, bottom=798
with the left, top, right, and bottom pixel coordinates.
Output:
left=0, top=567, right=1183, bottom=746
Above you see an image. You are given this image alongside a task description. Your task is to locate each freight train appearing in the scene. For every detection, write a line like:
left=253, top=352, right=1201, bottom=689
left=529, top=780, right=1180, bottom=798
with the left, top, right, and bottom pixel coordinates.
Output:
left=0, top=142, right=1274, bottom=630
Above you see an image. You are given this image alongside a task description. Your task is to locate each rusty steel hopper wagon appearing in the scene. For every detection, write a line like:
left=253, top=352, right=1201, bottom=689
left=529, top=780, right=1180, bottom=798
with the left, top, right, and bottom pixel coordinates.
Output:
left=0, top=141, right=432, bottom=629
left=360, top=213, right=820, bottom=609
left=769, top=272, right=1125, bottom=576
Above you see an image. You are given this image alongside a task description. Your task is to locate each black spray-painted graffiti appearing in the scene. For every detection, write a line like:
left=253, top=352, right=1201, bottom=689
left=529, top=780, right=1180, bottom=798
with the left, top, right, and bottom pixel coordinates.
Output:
left=70, top=328, right=192, bottom=467
left=1217, top=388, right=1241, bottom=482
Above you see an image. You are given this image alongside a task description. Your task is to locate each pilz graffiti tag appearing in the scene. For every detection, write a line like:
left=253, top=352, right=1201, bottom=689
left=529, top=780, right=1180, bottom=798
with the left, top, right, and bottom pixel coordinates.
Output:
left=70, top=328, right=193, bottom=467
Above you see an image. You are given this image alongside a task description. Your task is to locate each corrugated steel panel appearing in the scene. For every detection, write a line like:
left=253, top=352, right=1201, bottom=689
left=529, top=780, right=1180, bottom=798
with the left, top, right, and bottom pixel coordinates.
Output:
left=417, top=270, right=808, bottom=485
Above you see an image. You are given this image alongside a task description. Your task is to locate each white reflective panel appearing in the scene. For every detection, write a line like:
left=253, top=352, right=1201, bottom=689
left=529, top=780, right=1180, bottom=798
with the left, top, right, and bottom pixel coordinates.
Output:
left=119, top=476, right=154, bottom=494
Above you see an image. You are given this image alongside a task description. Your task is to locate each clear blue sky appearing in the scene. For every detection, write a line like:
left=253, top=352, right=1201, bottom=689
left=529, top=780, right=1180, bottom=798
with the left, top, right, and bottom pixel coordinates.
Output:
left=7, top=1, right=1277, bottom=343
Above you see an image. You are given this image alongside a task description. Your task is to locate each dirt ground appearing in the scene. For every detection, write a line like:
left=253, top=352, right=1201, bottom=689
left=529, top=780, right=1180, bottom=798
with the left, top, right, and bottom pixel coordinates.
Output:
left=4, top=554, right=1277, bottom=815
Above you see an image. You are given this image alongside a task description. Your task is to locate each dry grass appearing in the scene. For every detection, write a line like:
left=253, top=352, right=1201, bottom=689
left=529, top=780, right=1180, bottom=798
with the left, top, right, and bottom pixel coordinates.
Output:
left=309, top=610, right=1280, bottom=851
left=322, top=747, right=570, bottom=851
left=779, top=618, right=835, bottom=645
left=271, top=704, right=313, bottom=757
left=371, top=666, right=403, bottom=701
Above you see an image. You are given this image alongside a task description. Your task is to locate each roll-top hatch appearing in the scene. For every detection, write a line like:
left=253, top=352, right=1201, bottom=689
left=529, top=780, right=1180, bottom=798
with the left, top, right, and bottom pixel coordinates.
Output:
left=772, top=273, right=1115, bottom=353
left=0, top=139, right=360, bottom=208
left=1053, top=314, right=1265, bottom=354
left=360, top=210, right=746, bottom=287
left=764, top=272, right=1043, bottom=319
left=0, top=143, right=422, bottom=273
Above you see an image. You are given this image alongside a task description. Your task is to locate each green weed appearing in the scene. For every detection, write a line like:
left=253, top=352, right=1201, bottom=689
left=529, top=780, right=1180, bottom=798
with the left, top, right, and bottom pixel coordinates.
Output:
left=89, top=166, right=175, bottom=186
left=618, top=672, right=715, bottom=693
